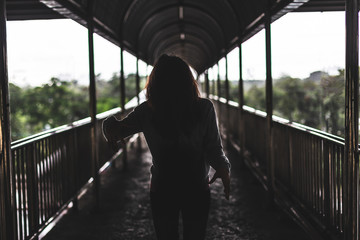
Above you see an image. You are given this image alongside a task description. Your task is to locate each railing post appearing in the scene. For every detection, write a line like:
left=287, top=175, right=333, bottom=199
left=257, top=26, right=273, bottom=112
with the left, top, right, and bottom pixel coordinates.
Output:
left=205, top=71, right=209, bottom=98
left=323, top=141, right=331, bottom=228
left=0, top=1, right=16, bottom=239
left=136, top=57, right=140, bottom=105
left=211, top=68, right=216, bottom=96
left=238, top=43, right=245, bottom=154
left=265, top=0, right=274, bottom=193
left=135, top=57, right=142, bottom=151
left=217, top=62, right=221, bottom=98
left=27, top=144, right=39, bottom=239
left=120, top=42, right=128, bottom=170
left=72, top=130, right=79, bottom=211
left=225, top=55, right=231, bottom=142
left=120, top=47, right=125, bottom=112
left=87, top=0, right=100, bottom=209
left=344, top=0, right=359, bottom=239
left=225, top=55, right=229, bottom=104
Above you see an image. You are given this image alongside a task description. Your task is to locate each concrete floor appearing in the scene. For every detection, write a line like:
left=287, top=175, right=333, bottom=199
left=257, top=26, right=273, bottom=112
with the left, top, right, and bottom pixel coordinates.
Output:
left=42, top=138, right=310, bottom=240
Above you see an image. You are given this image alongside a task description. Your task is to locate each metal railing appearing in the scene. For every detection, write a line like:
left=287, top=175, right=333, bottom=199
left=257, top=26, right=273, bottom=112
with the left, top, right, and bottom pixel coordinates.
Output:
left=9, top=106, right=133, bottom=240
left=213, top=97, right=348, bottom=239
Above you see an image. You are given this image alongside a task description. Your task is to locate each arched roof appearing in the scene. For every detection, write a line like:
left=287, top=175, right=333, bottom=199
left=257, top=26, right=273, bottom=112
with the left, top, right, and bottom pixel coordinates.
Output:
left=6, top=0, right=346, bottom=74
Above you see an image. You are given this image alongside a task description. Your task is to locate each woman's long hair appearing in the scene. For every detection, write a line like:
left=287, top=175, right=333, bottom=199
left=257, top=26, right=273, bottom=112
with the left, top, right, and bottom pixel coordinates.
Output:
left=145, top=54, right=200, bottom=136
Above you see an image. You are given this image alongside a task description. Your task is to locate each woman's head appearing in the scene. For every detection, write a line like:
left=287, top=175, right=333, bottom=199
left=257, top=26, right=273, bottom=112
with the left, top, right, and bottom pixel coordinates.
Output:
left=145, top=54, right=200, bottom=110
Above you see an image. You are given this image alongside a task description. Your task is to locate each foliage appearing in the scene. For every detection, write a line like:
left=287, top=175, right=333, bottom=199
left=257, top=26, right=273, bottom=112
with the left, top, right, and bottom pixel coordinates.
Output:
left=226, top=70, right=345, bottom=137
left=9, top=68, right=346, bottom=141
left=10, top=73, right=146, bottom=141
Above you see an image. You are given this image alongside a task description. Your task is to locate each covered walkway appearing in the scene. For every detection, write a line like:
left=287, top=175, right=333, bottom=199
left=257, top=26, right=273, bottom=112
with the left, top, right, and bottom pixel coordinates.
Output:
left=1, top=1, right=360, bottom=240
left=41, top=137, right=308, bottom=240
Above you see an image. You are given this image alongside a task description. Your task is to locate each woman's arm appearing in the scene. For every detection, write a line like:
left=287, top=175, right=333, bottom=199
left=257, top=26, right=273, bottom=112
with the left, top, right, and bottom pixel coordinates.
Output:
left=102, top=106, right=143, bottom=149
left=204, top=102, right=231, bottom=199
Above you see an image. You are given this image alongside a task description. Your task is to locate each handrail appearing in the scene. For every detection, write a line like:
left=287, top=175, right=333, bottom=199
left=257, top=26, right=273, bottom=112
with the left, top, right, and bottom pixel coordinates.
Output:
left=9, top=96, right=142, bottom=240
left=11, top=107, right=123, bottom=147
left=210, top=94, right=344, bottom=144
left=213, top=97, right=347, bottom=239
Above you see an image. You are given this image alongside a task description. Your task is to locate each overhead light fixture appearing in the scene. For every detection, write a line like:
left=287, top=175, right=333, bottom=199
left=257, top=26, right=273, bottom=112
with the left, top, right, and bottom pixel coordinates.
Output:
left=179, top=6, right=183, bottom=19
left=180, top=33, right=185, bottom=40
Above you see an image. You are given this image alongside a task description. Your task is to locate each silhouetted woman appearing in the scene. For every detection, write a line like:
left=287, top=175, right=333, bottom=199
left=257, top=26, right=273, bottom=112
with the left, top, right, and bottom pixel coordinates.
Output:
left=102, top=54, right=230, bottom=240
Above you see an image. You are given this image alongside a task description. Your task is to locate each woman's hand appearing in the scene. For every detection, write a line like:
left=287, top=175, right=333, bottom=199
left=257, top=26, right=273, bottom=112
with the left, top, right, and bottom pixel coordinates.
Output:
left=103, top=116, right=122, bottom=151
left=209, top=168, right=230, bottom=200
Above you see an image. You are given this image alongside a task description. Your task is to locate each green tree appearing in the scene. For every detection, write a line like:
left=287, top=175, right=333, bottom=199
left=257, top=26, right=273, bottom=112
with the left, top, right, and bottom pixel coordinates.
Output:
left=273, top=76, right=304, bottom=121
left=244, top=85, right=266, bottom=111
left=320, top=70, right=345, bottom=136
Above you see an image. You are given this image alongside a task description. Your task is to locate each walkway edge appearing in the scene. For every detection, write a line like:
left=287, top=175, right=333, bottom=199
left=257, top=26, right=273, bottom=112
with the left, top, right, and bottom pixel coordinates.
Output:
left=228, top=137, right=340, bottom=240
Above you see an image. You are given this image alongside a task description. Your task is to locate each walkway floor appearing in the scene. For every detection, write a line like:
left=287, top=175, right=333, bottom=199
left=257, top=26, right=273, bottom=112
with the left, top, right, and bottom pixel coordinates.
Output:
left=42, top=137, right=310, bottom=240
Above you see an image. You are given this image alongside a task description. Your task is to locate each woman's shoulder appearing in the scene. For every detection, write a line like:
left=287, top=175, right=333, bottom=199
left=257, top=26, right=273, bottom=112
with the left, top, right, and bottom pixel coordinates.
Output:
left=132, top=100, right=152, bottom=116
left=135, top=100, right=151, bottom=110
left=198, top=98, right=214, bottom=110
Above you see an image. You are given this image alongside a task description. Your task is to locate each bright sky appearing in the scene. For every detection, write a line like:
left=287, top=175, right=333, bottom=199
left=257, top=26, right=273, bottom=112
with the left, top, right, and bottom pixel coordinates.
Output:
left=6, top=11, right=346, bottom=86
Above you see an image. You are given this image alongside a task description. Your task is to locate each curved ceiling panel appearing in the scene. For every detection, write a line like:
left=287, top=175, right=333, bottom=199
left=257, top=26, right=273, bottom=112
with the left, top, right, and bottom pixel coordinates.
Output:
left=137, top=14, right=224, bottom=61
left=159, top=47, right=205, bottom=69
left=183, top=0, right=239, bottom=43
left=151, top=35, right=213, bottom=65
left=145, top=24, right=218, bottom=63
left=156, top=42, right=209, bottom=73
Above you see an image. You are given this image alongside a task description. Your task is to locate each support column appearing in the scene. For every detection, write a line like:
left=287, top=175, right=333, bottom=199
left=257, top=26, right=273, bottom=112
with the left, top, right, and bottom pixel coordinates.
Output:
left=217, top=63, right=221, bottom=98
left=120, top=47, right=125, bottom=112
left=211, top=68, right=216, bottom=96
left=119, top=44, right=127, bottom=169
left=0, top=1, right=16, bottom=239
left=265, top=1, right=274, bottom=193
left=225, top=55, right=230, bottom=139
left=136, top=57, right=140, bottom=105
left=87, top=0, right=99, bottom=209
left=135, top=57, right=142, bottom=151
left=344, top=0, right=359, bottom=239
left=238, top=43, right=245, bottom=153
left=225, top=55, right=230, bottom=104
left=205, top=71, right=209, bottom=98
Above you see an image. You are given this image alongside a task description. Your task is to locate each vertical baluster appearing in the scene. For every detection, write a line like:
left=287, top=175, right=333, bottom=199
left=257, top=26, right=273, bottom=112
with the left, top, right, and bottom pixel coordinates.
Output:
left=40, top=140, right=48, bottom=222
left=332, top=144, right=336, bottom=227
left=311, top=135, right=315, bottom=210
left=72, top=129, right=79, bottom=211
left=53, top=135, right=60, bottom=209
left=329, top=144, right=333, bottom=226
left=303, top=133, right=307, bottom=202
left=320, top=140, right=324, bottom=217
left=317, top=138, right=321, bottom=215
left=336, top=146, right=341, bottom=230
left=36, top=141, right=43, bottom=226
left=44, top=139, right=51, bottom=220
left=11, top=150, right=18, bottom=240
left=59, top=134, right=65, bottom=205
left=296, top=131, right=300, bottom=196
left=49, top=137, right=56, bottom=213
left=295, top=131, right=298, bottom=195
left=61, top=134, right=67, bottom=203
left=334, top=145, right=339, bottom=229
left=340, top=146, right=345, bottom=234
left=27, top=142, right=39, bottom=238
left=324, top=141, right=330, bottom=227
left=15, top=149, right=23, bottom=240
left=309, top=135, right=315, bottom=208
left=314, top=137, right=318, bottom=213
left=307, top=135, right=311, bottom=206
left=21, top=147, right=27, bottom=238
left=317, top=139, right=320, bottom=215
